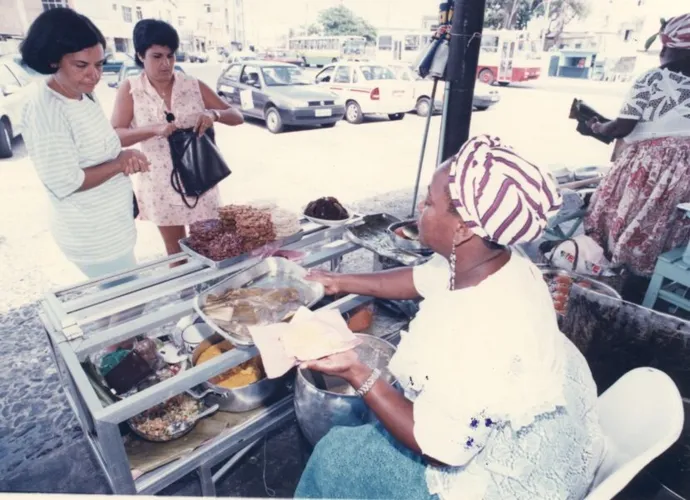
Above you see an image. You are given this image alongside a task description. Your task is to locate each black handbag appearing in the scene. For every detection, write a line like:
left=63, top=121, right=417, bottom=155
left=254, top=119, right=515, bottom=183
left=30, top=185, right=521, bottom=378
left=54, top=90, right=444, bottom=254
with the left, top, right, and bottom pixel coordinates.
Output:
left=168, top=127, right=231, bottom=209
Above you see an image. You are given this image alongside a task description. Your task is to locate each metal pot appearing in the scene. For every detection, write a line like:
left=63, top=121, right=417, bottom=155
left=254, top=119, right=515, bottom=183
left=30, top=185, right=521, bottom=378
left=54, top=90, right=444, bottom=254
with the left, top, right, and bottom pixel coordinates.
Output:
left=180, top=318, right=214, bottom=354
left=294, top=334, right=398, bottom=447
left=190, top=333, right=281, bottom=413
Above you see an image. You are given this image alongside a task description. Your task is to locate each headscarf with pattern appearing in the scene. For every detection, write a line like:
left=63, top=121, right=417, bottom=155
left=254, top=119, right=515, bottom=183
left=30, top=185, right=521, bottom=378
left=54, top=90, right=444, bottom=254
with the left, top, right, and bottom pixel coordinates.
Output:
left=660, top=14, right=690, bottom=49
left=447, top=135, right=562, bottom=246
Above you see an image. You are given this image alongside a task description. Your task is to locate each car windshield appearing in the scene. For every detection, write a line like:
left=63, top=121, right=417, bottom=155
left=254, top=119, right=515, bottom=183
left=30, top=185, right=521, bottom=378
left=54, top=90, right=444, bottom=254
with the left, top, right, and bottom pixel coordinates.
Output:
left=261, top=66, right=310, bottom=86
left=359, top=65, right=396, bottom=81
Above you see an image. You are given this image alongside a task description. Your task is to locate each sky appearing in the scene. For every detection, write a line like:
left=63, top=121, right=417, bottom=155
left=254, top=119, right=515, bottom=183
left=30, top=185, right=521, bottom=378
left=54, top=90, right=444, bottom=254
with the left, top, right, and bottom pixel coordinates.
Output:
left=243, top=0, right=440, bottom=46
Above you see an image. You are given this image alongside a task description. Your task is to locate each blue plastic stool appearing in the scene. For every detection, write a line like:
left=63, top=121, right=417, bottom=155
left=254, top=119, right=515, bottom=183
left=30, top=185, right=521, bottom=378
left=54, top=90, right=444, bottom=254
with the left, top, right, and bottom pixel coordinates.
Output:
left=642, top=248, right=690, bottom=312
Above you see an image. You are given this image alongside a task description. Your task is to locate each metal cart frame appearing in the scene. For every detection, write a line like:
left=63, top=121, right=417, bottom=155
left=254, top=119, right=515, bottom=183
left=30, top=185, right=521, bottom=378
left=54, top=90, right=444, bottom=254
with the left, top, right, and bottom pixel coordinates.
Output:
left=39, top=221, right=378, bottom=495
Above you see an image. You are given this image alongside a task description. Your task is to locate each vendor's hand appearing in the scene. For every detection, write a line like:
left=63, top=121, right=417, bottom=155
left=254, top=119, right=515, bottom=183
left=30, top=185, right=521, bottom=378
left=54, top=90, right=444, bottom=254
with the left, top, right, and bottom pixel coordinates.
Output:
left=301, top=350, right=371, bottom=387
left=118, top=149, right=150, bottom=175
left=587, top=117, right=601, bottom=133
left=154, top=122, right=177, bottom=138
left=305, top=269, right=341, bottom=295
left=193, top=110, right=215, bottom=137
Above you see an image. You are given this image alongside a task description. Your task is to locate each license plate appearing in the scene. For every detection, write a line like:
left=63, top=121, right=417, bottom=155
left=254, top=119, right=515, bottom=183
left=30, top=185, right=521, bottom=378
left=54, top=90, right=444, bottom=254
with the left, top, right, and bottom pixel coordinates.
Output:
left=315, top=109, right=332, bottom=117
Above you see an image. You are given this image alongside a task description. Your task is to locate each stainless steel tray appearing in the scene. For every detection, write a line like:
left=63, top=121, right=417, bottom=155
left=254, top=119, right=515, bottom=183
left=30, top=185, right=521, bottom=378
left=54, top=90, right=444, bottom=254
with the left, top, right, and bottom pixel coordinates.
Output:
left=540, top=267, right=622, bottom=300
left=180, top=230, right=305, bottom=269
left=194, top=257, right=325, bottom=347
left=346, top=214, right=428, bottom=266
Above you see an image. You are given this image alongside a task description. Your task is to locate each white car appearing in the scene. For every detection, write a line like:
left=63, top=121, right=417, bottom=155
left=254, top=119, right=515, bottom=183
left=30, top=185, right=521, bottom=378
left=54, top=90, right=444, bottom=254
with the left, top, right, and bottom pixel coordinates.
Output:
left=388, top=63, right=501, bottom=117
left=314, top=62, right=415, bottom=124
left=0, top=55, right=35, bottom=158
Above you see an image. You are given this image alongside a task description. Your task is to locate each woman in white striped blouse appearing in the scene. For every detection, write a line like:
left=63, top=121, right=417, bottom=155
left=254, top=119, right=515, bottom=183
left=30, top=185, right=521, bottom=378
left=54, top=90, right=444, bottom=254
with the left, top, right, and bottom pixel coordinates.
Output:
left=20, top=8, right=150, bottom=279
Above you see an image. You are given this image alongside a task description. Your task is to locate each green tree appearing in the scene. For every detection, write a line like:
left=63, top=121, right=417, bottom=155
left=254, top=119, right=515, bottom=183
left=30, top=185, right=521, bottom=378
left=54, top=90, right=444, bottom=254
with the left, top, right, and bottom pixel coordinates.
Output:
left=317, top=6, right=377, bottom=43
left=483, top=0, right=589, bottom=32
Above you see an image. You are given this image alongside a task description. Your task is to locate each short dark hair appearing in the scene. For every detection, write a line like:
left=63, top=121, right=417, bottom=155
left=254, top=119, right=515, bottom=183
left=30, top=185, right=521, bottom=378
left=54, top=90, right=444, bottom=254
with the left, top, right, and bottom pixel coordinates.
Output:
left=133, top=19, right=180, bottom=67
left=20, top=8, right=106, bottom=75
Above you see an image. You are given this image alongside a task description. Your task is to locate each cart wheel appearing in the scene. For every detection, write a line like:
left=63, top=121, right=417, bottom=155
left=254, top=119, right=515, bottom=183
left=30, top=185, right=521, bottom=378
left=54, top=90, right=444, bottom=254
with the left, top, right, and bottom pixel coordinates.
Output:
left=345, top=101, right=363, bottom=124
left=415, top=97, right=431, bottom=117
left=265, top=107, right=284, bottom=134
left=478, top=68, right=496, bottom=86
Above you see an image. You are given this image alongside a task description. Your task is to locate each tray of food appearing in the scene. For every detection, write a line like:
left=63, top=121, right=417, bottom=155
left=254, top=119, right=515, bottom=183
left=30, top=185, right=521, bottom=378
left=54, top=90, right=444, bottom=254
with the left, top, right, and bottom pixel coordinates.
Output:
left=540, top=267, right=621, bottom=316
left=128, top=393, right=219, bottom=442
left=180, top=204, right=304, bottom=269
left=347, top=213, right=429, bottom=267
left=194, top=257, right=325, bottom=347
left=303, top=196, right=353, bottom=227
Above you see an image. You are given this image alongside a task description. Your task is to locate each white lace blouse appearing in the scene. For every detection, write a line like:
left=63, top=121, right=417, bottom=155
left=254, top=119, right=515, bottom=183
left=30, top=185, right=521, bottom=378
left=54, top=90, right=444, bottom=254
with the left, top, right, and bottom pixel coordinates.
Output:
left=619, top=67, right=690, bottom=144
left=388, top=254, right=605, bottom=499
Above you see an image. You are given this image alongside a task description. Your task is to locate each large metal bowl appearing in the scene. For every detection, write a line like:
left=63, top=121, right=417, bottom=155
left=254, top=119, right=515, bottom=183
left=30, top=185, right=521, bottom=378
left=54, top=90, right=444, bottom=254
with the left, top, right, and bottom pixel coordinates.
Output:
left=294, top=334, right=398, bottom=447
left=191, top=333, right=282, bottom=413
left=387, top=219, right=430, bottom=254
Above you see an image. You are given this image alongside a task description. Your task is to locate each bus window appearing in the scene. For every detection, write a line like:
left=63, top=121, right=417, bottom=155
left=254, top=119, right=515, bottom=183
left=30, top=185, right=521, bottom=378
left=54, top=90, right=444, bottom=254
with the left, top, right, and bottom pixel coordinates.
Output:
left=481, top=35, right=499, bottom=53
left=404, top=35, right=420, bottom=51
left=378, top=35, right=392, bottom=51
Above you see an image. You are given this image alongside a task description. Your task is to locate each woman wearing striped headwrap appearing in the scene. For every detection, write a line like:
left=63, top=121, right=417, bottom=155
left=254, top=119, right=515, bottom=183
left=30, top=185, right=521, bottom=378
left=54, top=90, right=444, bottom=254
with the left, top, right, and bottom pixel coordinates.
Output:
left=586, top=13, right=690, bottom=283
left=296, top=136, right=604, bottom=500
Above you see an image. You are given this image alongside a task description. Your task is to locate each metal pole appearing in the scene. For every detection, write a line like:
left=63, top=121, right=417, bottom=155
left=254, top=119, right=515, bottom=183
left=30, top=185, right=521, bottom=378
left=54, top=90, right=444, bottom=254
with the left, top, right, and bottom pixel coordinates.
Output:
left=410, top=78, right=440, bottom=217
left=439, top=0, right=487, bottom=163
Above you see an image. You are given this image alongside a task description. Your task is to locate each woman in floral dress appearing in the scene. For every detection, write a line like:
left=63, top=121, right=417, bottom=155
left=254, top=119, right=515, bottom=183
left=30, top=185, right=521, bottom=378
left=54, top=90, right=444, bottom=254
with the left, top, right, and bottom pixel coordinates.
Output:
left=586, top=14, right=690, bottom=278
left=111, top=19, right=243, bottom=255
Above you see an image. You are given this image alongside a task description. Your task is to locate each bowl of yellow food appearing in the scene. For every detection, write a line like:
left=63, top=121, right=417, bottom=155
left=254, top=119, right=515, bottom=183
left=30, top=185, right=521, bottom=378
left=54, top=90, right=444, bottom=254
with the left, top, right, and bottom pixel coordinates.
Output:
left=191, top=333, right=283, bottom=412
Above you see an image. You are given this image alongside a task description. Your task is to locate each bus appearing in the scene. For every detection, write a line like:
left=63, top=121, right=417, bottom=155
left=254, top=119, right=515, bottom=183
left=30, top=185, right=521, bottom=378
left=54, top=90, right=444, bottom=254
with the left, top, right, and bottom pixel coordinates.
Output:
left=376, top=29, right=542, bottom=85
left=287, top=35, right=367, bottom=67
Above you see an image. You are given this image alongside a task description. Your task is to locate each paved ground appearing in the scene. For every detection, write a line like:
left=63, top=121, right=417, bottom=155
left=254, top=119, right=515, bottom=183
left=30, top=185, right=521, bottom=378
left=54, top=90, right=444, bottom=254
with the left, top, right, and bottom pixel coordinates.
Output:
left=5, top=65, right=675, bottom=497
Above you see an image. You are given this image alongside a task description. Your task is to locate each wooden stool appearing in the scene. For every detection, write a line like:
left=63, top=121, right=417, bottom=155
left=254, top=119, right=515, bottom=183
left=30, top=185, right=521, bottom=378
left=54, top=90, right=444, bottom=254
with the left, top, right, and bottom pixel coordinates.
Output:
left=642, top=248, right=690, bottom=312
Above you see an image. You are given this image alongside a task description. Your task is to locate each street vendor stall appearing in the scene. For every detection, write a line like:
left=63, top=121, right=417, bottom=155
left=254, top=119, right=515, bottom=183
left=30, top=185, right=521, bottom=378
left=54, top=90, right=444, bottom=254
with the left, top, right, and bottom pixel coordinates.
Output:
left=37, top=211, right=424, bottom=496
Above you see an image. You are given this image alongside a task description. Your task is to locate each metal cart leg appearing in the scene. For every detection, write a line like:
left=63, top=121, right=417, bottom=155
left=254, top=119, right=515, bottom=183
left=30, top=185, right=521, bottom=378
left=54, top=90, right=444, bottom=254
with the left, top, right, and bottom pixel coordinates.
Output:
left=198, top=465, right=215, bottom=496
left=94, top=419, right=137, bottom=494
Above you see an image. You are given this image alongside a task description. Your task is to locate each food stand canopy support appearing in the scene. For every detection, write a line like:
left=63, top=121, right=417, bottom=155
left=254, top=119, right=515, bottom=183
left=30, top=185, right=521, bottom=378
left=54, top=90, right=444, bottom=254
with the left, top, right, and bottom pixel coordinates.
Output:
left=439, top=0, right=487, bottom=163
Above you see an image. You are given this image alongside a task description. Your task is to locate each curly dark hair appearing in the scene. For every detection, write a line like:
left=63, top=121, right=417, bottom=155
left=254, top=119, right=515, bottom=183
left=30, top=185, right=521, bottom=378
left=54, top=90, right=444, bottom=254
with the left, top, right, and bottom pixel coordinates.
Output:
left=133, top=19, right=180, bottom=67
left=20, top=8, right=106, bottom=75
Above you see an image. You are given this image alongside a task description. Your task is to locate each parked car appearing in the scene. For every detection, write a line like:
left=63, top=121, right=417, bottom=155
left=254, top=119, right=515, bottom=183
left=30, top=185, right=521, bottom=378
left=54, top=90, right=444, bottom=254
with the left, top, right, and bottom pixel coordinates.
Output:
left=103, top=52, right=135, bottom=74
left=216, top=61, right=345, bottom=133
left=262, top=50, right=306, bottom=67
left=107, top=62, right=185, bottom=89
left=388, top=63, right=501, bottom=116
left=314, top=62, right=415, bottom=124
left=227, top=51, right=257, bottom=65
left=175, top=52, right=187, bottom=62
left=189, top=52, right=209, bottom=63
left=0, top=56, right=35, bottom=158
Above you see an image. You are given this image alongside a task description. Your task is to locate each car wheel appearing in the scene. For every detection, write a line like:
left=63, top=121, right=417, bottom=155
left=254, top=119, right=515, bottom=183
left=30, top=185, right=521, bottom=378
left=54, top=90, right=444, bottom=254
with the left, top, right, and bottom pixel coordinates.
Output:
left=478, top=69, right=496, bottom=85
left=388, top=113, right=405, bottom=121
left=415, top=97, right=431, bottom=117
left=345, top=101, right=363, bottom=124
left=265, top=107, right=284, bottom=134
left=0, top=120, right=13, bottom=159
left=321, top=122, right=337, bottom=128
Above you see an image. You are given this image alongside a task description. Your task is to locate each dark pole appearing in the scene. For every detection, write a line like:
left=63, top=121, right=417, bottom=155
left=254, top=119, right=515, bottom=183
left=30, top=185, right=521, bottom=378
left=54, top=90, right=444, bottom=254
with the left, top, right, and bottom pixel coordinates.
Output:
left=438, top=0, right=487, bottom=163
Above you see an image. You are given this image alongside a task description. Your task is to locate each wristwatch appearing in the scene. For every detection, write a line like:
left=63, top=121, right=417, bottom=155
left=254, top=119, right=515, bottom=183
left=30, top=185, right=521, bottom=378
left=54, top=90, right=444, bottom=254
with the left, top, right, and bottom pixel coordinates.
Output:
left=210, top=109, right=221, bottom=121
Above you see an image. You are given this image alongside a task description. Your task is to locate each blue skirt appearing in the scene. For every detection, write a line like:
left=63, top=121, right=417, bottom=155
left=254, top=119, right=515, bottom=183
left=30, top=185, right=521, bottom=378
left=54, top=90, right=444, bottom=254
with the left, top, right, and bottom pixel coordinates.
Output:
left=295, top=422, right=437, bottom=499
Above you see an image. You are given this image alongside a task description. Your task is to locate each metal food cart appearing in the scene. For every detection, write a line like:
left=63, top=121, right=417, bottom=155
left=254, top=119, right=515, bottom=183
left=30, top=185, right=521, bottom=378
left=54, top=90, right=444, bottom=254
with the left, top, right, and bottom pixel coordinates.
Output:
left=38, top=220, right=382, bottom=495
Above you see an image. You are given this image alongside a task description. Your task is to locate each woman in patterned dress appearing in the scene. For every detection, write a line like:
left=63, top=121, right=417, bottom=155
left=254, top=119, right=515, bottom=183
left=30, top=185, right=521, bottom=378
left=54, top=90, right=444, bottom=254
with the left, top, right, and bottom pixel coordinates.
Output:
left=585, top=14, right=690, bottom=278
left=295, top=136, right=604, bottom=500
left=111, top=19, right=243, bottom=255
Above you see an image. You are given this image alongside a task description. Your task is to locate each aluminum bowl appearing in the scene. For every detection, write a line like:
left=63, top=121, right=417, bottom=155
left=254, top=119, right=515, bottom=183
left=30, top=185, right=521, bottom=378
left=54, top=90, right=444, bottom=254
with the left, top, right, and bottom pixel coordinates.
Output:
left=387, top=219, right=430, bottom=254
left=294, top=334, right=398, bottom=447
left=191, top=333, right=282, bottom=413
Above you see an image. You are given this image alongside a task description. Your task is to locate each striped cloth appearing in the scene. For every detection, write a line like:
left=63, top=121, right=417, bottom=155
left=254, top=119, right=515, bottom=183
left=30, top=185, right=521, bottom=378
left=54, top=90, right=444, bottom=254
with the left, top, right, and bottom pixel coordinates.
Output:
left=661, top=14, right=690, bottom=49
left=22, top=82, right=136, bottom=265
left=448, top=135, right=562, bottom=246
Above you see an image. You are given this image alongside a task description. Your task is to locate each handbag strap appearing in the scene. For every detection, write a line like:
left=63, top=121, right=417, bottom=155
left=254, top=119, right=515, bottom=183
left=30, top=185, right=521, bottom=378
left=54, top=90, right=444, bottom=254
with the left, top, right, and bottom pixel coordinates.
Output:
left=547, top=238, right=580, bottom=272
